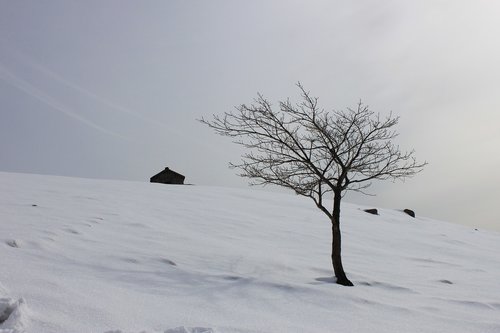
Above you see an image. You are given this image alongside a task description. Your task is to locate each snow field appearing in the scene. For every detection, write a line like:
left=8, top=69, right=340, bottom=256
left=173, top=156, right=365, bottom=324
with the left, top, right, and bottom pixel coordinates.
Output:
left=1, top=171, right=500, bottom=332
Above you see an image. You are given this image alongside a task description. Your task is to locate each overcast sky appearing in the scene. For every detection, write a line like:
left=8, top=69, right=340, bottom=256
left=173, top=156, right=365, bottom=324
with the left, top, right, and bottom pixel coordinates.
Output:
left=1, top=1, right=499, bottom=231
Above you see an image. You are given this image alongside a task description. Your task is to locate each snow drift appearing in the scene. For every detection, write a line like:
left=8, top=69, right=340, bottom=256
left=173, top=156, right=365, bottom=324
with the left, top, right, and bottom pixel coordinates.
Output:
left=1, top=171, right=499, bottom=332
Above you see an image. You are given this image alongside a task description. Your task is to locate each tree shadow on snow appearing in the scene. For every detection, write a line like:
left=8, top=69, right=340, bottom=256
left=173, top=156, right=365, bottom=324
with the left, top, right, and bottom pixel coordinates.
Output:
left=312, top=276, right=337, bottom=284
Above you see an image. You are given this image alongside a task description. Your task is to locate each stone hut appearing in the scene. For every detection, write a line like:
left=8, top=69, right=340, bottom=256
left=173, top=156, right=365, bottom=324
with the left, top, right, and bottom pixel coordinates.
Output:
left=150, top=167, right=185, bottom=185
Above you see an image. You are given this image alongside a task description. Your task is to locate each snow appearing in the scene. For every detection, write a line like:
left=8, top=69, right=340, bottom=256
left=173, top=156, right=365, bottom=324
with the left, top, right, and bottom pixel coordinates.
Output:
left=1, top=171, right=499, bottom=333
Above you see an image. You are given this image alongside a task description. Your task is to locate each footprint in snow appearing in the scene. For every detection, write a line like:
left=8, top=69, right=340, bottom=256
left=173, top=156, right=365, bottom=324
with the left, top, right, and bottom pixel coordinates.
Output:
left=438, top=279, right=453, bottom=284
left=0, top=297, right=28, bottom=330
left=64, top=228, right=81, bottom=235
left=88, top=217, right=104, bottom=224
left=164, top=327, right=215, bottom=333
left=5, top=240, right=19, bottom=248
left=222, top=275, right=241, bottom=281
left=104, top=327, right=215, bottom=333
left=122, top=258, right=140, bottom=264
left=358, top=281, right=417, bottom=294
left=159, top=258, right=177, bottom=266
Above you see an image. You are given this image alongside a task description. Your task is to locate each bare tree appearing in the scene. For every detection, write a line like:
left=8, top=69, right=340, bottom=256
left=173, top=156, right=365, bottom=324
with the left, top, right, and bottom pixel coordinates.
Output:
left=200, top=83, right=426, bottom=286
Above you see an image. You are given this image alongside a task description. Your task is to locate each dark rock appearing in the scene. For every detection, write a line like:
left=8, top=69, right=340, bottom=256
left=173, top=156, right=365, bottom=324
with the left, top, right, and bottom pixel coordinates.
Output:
left=32, top=204, right=37, bottom=207
left=364, top=209, right=378, bottom=215
left=403, top=209, right=415, bottom=218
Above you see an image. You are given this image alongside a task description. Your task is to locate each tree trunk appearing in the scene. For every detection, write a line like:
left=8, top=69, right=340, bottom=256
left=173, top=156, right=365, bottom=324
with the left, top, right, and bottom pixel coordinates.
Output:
left=331, top=191, right=353, bottom=286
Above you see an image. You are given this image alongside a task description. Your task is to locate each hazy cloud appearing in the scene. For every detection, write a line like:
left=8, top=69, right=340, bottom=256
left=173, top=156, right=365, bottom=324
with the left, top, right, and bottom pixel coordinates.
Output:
left=1, top=0, right=499, bottom=230
left=0, top=62, right=127, bottom=140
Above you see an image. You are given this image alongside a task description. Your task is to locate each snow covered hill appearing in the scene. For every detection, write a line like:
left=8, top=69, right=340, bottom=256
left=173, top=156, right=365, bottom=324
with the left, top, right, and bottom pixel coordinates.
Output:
left=1, top=171, right=499, bottom=333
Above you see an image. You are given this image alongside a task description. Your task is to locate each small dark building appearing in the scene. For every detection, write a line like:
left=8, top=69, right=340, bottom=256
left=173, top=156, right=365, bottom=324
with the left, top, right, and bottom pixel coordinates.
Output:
left=150, top=167, right=185, bottom=185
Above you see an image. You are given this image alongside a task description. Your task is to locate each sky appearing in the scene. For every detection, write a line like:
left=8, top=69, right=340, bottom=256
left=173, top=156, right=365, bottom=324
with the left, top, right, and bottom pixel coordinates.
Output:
left=1, top=0, right=499, bottom=231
